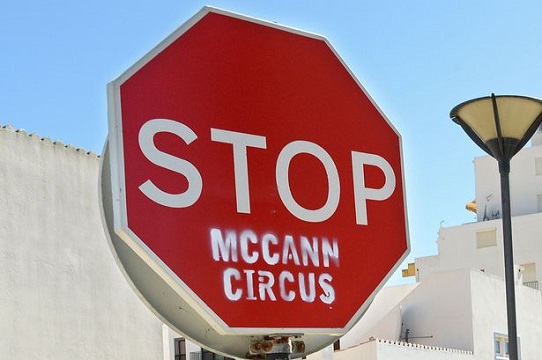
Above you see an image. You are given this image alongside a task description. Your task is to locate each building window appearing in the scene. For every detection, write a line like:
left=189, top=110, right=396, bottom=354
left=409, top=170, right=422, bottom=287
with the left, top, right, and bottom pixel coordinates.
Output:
left=521, top=262, right=538, bottom=290
left=536, top=157, right=542, bottom=176
left=333, top=339, right=340, bottom=351
left=198, top=347, right=234, bottom=360
left=476, top=229, right=497, bottom=249
left=175, top=338, right=186, bottom=360
left=494, top=333, right=521, bottom=359
left=494, top=334, right=507, bottom=359
left=201, top=348, right=215, bottom=360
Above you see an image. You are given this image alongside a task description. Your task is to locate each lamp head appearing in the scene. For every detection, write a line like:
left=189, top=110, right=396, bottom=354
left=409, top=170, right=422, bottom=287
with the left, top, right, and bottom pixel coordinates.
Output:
left=450, top=94, right=542, bottom=160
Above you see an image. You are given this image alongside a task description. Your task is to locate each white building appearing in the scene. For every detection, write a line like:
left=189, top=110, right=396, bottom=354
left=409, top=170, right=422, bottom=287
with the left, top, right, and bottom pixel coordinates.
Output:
left=0, top=126, right=164, bottom=359
left=1, top=123, right=542, bottom=359
left=313, top=128, right=542, bottom=359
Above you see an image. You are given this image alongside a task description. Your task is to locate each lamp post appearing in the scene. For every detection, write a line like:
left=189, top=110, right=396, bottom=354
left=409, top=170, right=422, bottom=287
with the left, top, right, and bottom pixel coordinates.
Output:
left=450, top=94, right=542, bottom=360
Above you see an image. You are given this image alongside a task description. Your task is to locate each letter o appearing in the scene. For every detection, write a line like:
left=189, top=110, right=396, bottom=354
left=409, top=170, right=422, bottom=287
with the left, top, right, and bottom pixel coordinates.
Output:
left=276, top=141, right=340, bottom=222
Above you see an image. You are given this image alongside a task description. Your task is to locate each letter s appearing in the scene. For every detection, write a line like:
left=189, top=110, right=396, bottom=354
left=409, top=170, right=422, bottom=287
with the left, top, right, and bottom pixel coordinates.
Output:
left=319, top=273, right=335, bottom=304
left=138, top=119, right=203, bottom=208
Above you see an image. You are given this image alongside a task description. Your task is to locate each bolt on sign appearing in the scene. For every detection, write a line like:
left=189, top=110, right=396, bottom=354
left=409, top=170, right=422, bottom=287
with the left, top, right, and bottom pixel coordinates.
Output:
left=101, top=6, right=409, bottom=359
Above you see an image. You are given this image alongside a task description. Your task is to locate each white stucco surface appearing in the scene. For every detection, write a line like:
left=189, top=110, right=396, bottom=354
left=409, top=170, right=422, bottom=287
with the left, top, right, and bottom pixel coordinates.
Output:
left=339, top=283, right=417, bottom=349
left=0, top=126, right=163, bottom=359
left=474, top=131, right=542, bottom=221
left=334, top=338, right=473, bottom=360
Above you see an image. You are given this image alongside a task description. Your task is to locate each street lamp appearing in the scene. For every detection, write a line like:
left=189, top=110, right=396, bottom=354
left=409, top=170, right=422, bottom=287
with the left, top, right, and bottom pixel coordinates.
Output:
left=450, top=94, right=542, bottom=360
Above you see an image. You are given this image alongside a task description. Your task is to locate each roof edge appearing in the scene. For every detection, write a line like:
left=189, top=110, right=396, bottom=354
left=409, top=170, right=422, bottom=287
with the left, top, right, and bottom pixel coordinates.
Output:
left=1, top=124, right=100, bottom=158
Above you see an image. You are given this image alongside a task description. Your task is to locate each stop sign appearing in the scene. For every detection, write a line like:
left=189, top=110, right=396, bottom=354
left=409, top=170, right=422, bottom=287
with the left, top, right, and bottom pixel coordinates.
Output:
left=104, top=6, right=408, bottom=356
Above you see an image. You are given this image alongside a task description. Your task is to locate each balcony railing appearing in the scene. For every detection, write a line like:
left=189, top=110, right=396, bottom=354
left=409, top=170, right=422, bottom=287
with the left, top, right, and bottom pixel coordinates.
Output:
left=523, top=280, right=539, bottom=290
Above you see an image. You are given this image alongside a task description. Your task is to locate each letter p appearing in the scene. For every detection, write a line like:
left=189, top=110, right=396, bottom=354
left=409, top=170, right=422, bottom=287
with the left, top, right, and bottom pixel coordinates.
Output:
left=352, top=152, right=396, bottom=225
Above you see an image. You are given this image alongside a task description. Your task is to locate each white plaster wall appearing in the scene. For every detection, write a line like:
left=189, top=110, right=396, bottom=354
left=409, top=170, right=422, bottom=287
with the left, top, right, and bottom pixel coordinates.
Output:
left=468, top=270, right=507, bottom=358
left=334, top=339, right=473, bottom=360
left=417, top=220, right=502, bottom=280
left=512, top=212, right=542, bottom=283
left=339, top=283, right=417, bottom=349
left=375, top=341, right=473, bottom=360
left=162, top=325, right=178, bottom=360
left=185, top=338, right=201, bottom=359
left=473, top=156, right=501, bottom=221
left=469, top=268, right=542, bottom=359
left=514, top=283, right=542, bottom=359
left=417, top=212, right=542, bottom=285
left=399, top=269, right=474, bottom=352
left=530, top=129, right=542, bottom=147
left=417, top=135, right=542, bottom=283
left=333, top=341, right=376, bottom=360
left=0, top=126, right=163, bottom=359
left=162, top=326, right=201, bottom=360
left=474, top=141, right=542, bottom=221
left=306, top=344, right=334, bottom=360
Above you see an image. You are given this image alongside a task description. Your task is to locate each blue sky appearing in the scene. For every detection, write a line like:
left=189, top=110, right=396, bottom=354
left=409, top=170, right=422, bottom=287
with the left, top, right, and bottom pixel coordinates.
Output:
left=2, top=0, right=542, bottom=285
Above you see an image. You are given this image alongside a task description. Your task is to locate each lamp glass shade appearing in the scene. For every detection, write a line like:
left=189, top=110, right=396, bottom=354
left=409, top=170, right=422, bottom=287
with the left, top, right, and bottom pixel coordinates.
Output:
left=451, top=95, right=542, bottom=143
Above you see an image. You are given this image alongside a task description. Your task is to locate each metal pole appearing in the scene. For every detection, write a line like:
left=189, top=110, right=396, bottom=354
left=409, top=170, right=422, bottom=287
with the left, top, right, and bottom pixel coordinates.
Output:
left=499, top=158, right=519, bottom=360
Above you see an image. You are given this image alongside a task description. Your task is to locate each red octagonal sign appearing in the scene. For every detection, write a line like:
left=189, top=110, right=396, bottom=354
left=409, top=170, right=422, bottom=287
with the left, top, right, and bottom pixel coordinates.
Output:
left=107, top=7, right=409, bottom=337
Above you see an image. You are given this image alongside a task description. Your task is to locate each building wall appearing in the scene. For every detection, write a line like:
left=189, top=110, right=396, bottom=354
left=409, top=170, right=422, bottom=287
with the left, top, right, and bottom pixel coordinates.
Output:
left=416, top=211, right=542, bottom=286
left=513, top=283, right=542, bottom=358
left=0, top=126, right=164, bottom=359
left=334, top=338, right=473, bottom=360
left=162, top=326, right=201, bottom=360
left=474, top=131, right=542, bottom=221
left=417, top=220, right=503, bottom=280
left=330, top=267, right=542, bottom=359
left=339, top=283, right=417, bottom=348
left=469, top=267, right=542, bottom=358
left=374, top=340, right=473, bottom=360
left=400, top=269, right=474, bottom=352
left=417, top=133, right=542, bottom=285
